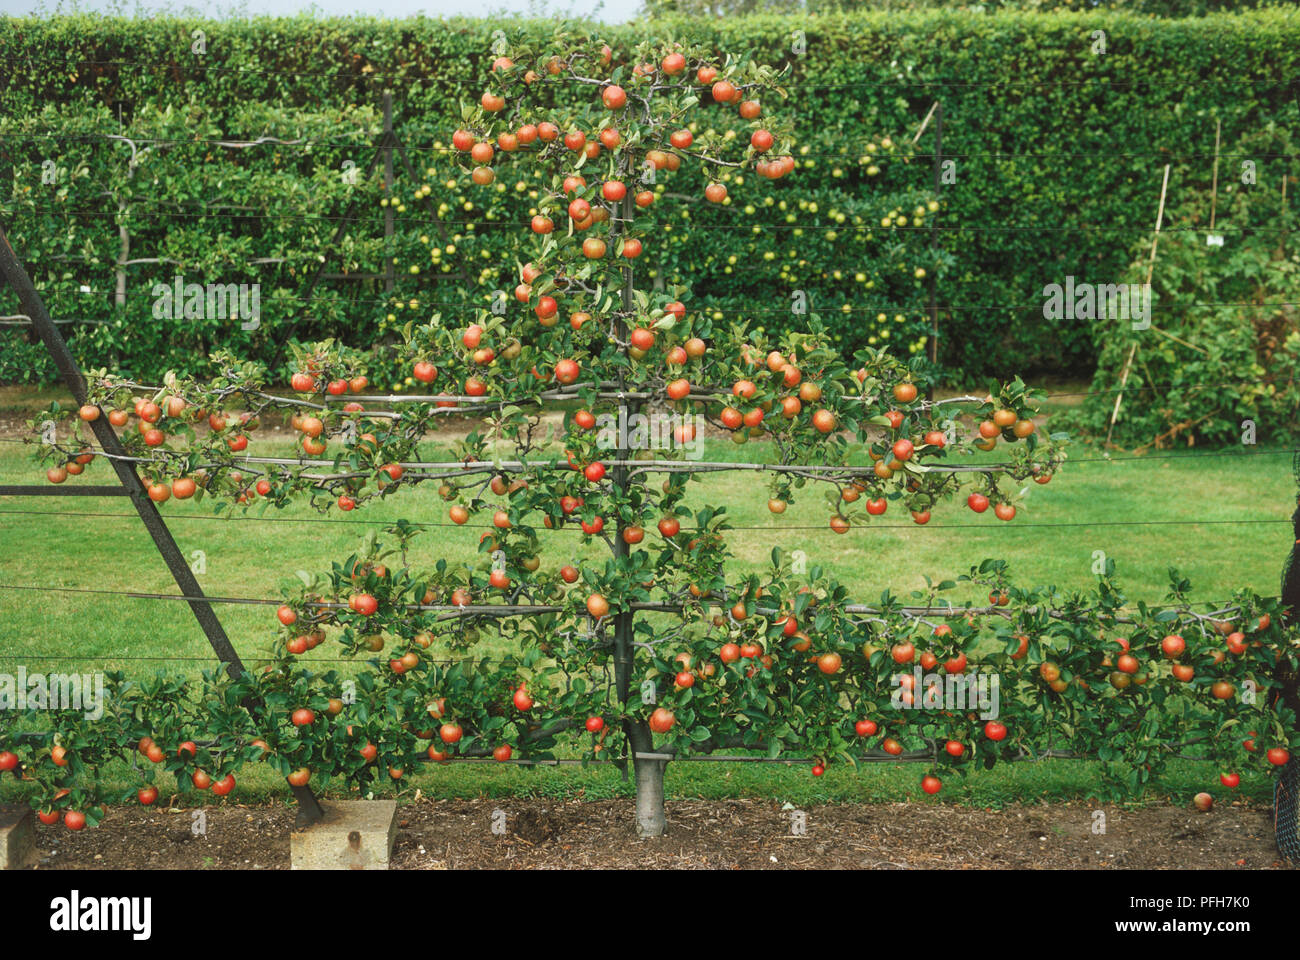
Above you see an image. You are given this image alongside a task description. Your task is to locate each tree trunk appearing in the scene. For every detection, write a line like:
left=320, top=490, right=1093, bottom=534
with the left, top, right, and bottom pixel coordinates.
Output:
left=612, top=187, right=669, bottom=837
left=628, top=719, right=667, bottom=838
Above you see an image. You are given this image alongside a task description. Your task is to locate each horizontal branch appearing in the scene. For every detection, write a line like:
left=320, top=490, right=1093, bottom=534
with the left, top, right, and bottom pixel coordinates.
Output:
left=328, top=387, right=986, bottom=409
left=0, top=583, right=1243, bottom=626
left=75, top=449, right=1017, bottom=477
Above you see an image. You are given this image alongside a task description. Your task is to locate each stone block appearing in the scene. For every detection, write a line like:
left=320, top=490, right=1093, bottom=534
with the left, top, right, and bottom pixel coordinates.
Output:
left=0, top=804, right=37, bottom=870
left=289, top=800, right=398, bottom=870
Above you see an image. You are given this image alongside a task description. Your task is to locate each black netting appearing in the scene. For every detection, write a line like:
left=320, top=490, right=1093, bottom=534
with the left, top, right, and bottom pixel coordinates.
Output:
left=1272, top=451, right=1300, bottom=863
left=1276, top=757, right=1300, bottom=863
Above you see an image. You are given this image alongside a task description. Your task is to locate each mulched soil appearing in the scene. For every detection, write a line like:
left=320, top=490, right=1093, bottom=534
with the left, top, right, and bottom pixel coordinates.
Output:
left=23, top=798, right=1295, bottom=869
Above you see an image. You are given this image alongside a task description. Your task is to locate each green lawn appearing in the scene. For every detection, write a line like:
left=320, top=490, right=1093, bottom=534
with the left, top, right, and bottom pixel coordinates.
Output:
left=0, top=384, right=1294, bottom=808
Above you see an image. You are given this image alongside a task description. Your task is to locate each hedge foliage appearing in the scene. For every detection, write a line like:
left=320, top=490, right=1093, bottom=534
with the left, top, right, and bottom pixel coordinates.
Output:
left=644, top=0, right=1294, bottom=18
left=1, top=9, right=1297, bottom=387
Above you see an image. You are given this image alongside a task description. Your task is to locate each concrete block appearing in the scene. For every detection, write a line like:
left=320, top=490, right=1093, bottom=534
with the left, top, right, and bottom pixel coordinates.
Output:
left=0, top=804, right=37, bottom=870
left=290, top=800, right=398, bottom=870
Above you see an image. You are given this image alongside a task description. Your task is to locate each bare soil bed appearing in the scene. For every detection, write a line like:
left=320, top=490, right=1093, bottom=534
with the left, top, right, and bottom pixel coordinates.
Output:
left=23, top=797, right=1294, bottom=869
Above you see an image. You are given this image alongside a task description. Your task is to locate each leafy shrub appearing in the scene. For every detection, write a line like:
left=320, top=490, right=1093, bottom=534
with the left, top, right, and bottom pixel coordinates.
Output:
left=1060, top=124, right=1300, bottom=449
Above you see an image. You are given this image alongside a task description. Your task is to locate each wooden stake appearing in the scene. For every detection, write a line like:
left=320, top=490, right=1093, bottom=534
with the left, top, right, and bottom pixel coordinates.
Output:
left=912, top=100, right=939, bottom=145
left=1144, top=165, right=1172, bottom=289
left=1106, top=163, right=1171, bottom=447
left=1149, top=324, right=1208, bottom=354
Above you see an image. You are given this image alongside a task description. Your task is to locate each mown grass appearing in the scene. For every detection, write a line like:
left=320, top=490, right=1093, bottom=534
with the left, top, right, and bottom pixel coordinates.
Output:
left=0, top=383, right=1293, bottom=808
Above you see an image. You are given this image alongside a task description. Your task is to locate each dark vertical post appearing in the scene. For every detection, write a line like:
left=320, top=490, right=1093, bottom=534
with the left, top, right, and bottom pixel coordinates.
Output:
left=382, top=90, right=395, bottom=295
left=927, top=100, right=942, bottom=400
left=0, top=222, right=325, bottom=827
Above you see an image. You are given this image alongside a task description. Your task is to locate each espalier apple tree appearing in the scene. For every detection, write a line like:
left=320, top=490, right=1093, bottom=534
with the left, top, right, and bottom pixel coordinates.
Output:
left=31, top=36, right=1295, bottom=841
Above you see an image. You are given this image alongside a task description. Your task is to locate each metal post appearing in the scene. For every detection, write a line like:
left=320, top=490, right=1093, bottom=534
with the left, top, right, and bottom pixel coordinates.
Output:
left=0, top=221, right=325, bottom=826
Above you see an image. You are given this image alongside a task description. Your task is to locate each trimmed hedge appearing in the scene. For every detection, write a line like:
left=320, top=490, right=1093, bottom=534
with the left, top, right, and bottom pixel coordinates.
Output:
left=1, top=9, right=1297, bottom=385
left=646, top=0, right=1293, bottom=15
